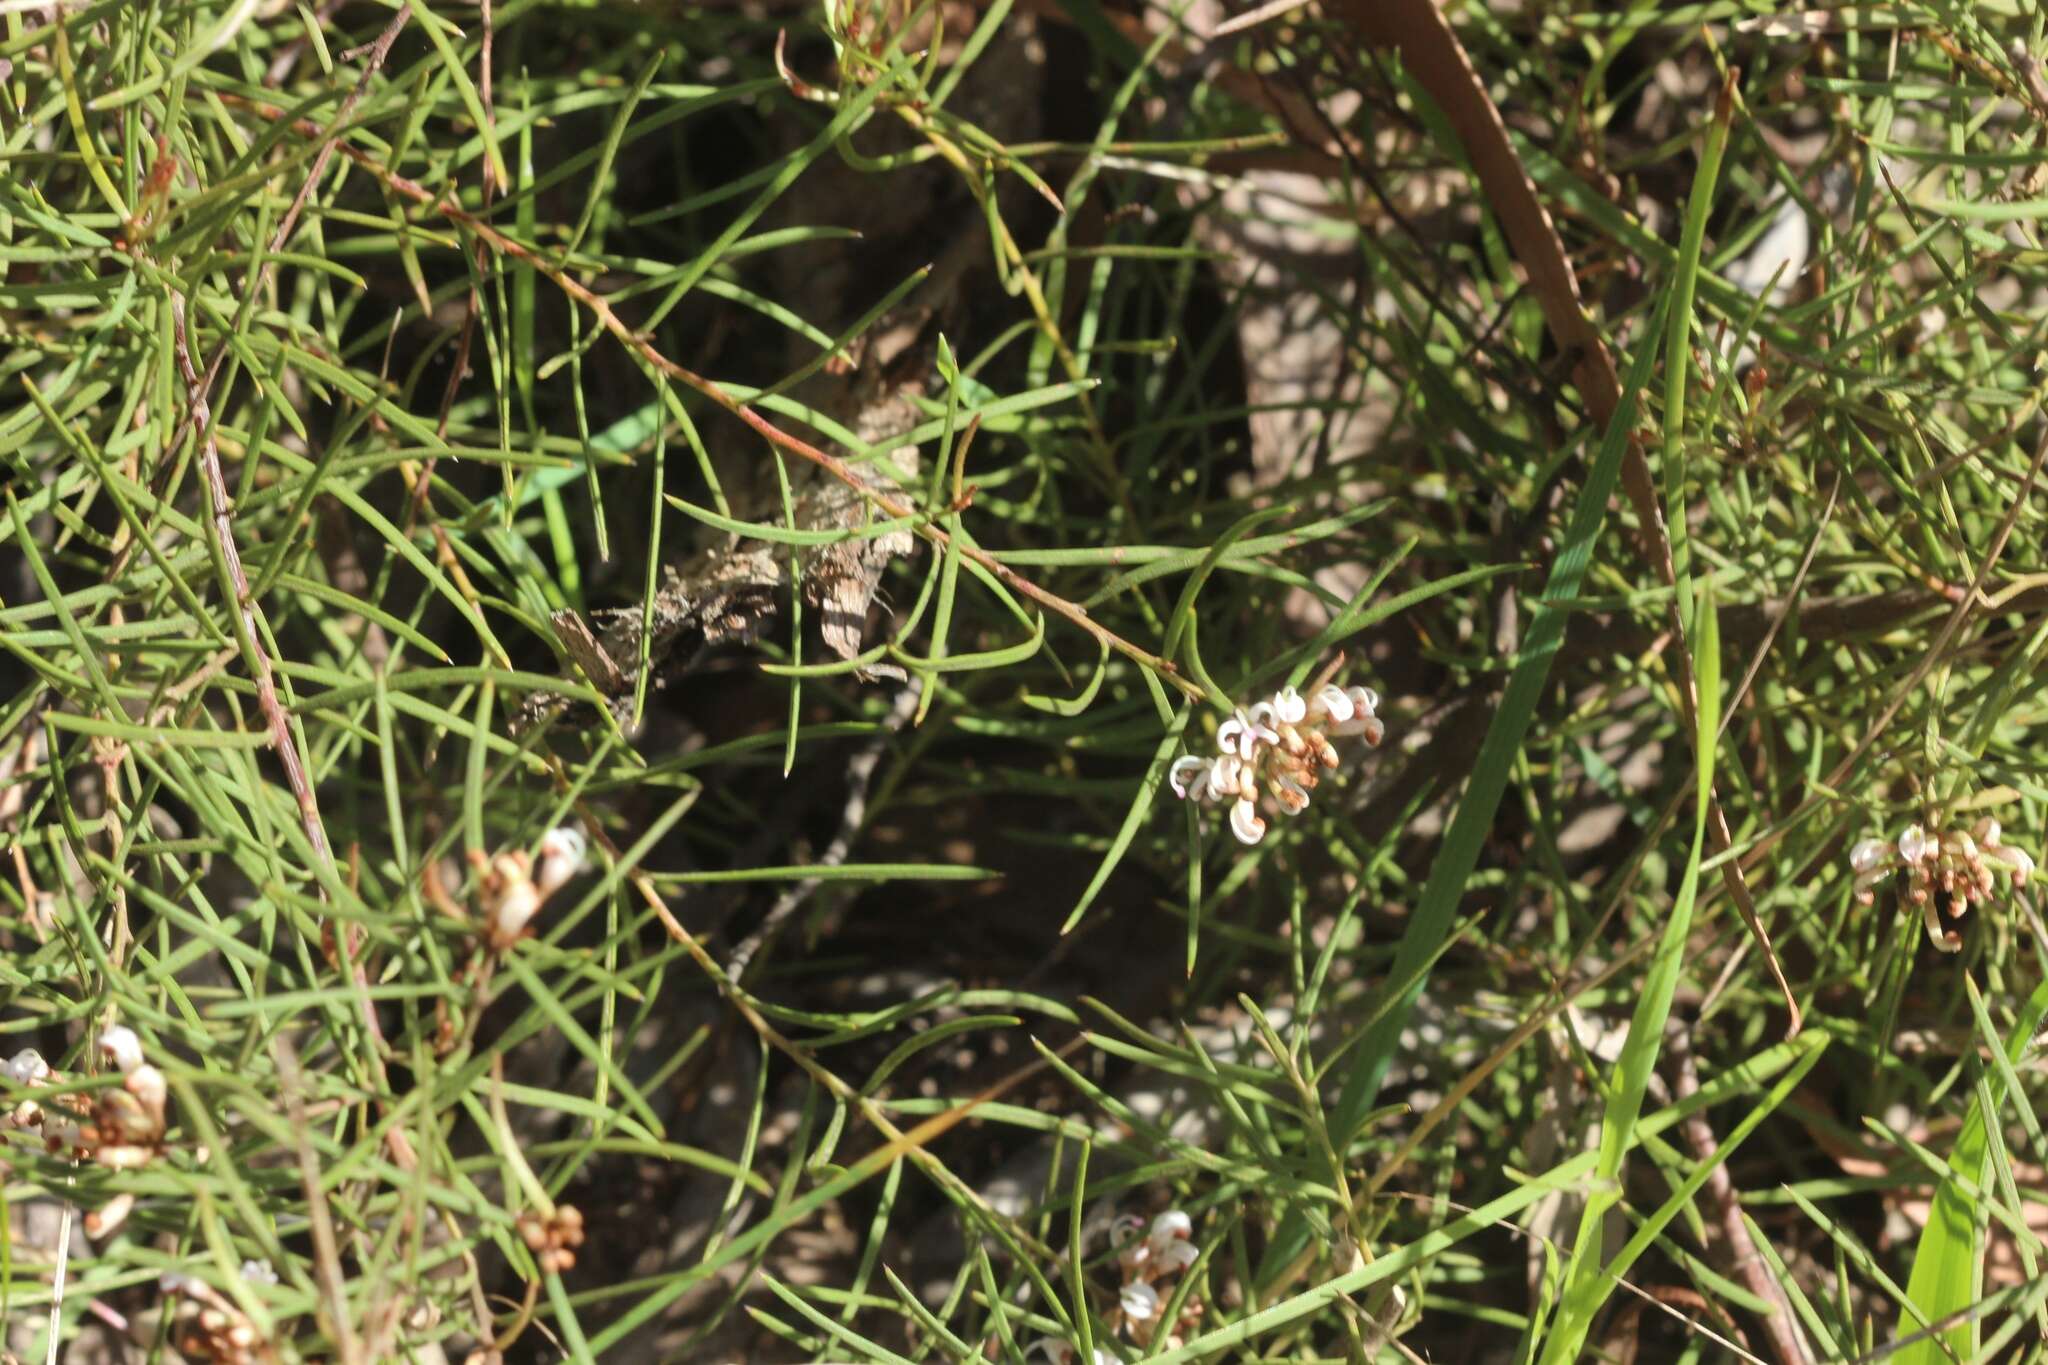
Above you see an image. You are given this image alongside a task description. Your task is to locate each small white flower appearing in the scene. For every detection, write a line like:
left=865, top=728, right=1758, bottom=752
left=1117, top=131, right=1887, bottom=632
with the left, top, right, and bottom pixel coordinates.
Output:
left=240, top=1258, right=279, bottom=1286
left=2010, top=848, right=2035, bottom=883
left=1156, top=1239, right=1199, bottom=1273
left=1977, top=817, right=2004, bottom=849
left=4, top=1048, right=48, bottom=1086
left=1168, top=756, right=1210, bottom=800
left=1217, top=710, right=1278, bottom=761
left=1120, top=1280, right=1160, bottom=1322
left=1274, top=775, right=1310, bottom=814
left=1849, top=838, right=1888, bottom=873
left=85, top=1191, right=135, bottom=1238
left=1899, top=824, right=1932, bottom=863
left=1147, top=1209, right=1191, bottom=1248
left=125, top=1063, right=167, bottom=1117
left=1328, top=686, right=1384, bottom=744
left=1311, top=685, right=1354, bottom=724
left=1229, top=797, right=1266, bottom=845
left=99, top=1025, right=143, bottom=1076
left=480, top=852, right=544, bottom=946
left=1268, top=686, right=1307, bottom=725
left=1206, top=754, right=1245, bottom=797
left=535, top=826, right=588, bottom=898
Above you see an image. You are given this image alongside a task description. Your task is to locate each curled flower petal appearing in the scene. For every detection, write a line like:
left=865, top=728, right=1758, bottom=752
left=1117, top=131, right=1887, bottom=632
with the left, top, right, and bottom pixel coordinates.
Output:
left=1207, top=754, right=1245, bottom=798
left=1230, top=797, right=1266, bottom=845
left=1976, top=817, right=2004, bottom=849
left=1312, top=685, right=1354, bottom=724
left=1196, top=757, right=1228, bottom=802
left=1121, top=1280, right=1161, bottom=1322
left=1849, top=838, right=1888, bottom=873
left=2011, top=848, right=2036, bottom=883
left=99, top=1025, right=143, bottom=1076
left=1218, top=710, right=1275, bottom=759
left=4, top=1049, right=47, bottom=1086
left=1274, top=775, right=1310, bottom=814
left=1899, top=824, right=1932, bottom=863
left=1169, top=756, right=1210, bottom=801
left=1345, top=685, right=1380, bottom=716
left=1157, top=1239, right=1200, bottom=1273
left=1148, top=1210, right=1192, bottom=1249
left=1924, top=899, right=1961, bottom=952
left=1269, top=686, right=1307, bottom=725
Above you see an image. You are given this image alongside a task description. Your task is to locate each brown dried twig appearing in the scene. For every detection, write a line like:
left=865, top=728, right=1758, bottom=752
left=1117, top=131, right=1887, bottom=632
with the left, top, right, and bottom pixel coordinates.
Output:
left=1670, top=1032, right=1816, bottom=1365
left=726, top=681, right=921, bottom=980
left=166, top=295, right=331, bottom=869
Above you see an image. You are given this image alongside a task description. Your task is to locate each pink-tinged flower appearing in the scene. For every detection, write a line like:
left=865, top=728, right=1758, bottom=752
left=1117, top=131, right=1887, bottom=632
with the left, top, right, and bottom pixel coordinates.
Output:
left=1326, top=685, right=1384, bottom=744
left=1852, top=814, right=2038, bottom=951
left=1217, top=709, right=1279, bottom=761
left=1310, top=685, right=1354, bottom=724
left=1168, top=756, right=1210, bottom=800
left=1166, top=674, right=1389, bottom=846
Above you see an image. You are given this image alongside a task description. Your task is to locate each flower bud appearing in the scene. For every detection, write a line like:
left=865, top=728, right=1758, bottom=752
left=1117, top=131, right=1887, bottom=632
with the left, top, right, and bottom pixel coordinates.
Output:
left=99, top=1025, right=143, bottom=1076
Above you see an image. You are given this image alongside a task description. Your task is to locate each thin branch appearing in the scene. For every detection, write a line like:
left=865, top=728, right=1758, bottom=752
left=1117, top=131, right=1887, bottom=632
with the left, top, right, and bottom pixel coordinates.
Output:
left=167, top=293, right=331, bottom=869
left=153, top=11, right=412, bottom=874
left=219, top=93, right=1207, bottom=705
left=1670, top=1030, right=1816, bottom=1365
left=273, top=1036, right=366, bottom=1365
left=1330, top=3, right=1800, bottom=1033
left=727, top=681, right=920, bottom=980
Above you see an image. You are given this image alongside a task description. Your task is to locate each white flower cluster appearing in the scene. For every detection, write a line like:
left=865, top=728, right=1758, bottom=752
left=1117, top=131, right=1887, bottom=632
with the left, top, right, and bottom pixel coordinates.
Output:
left=3, top=1021, right=167, bottom=1170
left=1169, top=683, right=1384, bottom=844
left=161, top=1264, right=267, bottom=1363
left=1851, top=816, right=2035, bottom=952
left=1029, top=1208, right=1203, bottom=1362
left=478, top=825, right=589, bottom=949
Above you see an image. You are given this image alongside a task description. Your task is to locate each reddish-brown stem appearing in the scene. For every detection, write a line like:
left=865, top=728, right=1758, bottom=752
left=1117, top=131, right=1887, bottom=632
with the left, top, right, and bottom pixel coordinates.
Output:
left=217, top=93, right=1204, bottom=704
left=155, top=12, right=413, bottom=873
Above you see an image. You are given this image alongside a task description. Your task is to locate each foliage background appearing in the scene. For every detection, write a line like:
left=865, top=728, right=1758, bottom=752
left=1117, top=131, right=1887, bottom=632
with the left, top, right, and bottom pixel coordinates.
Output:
left=5, top=0, right=2048, bottom=1361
